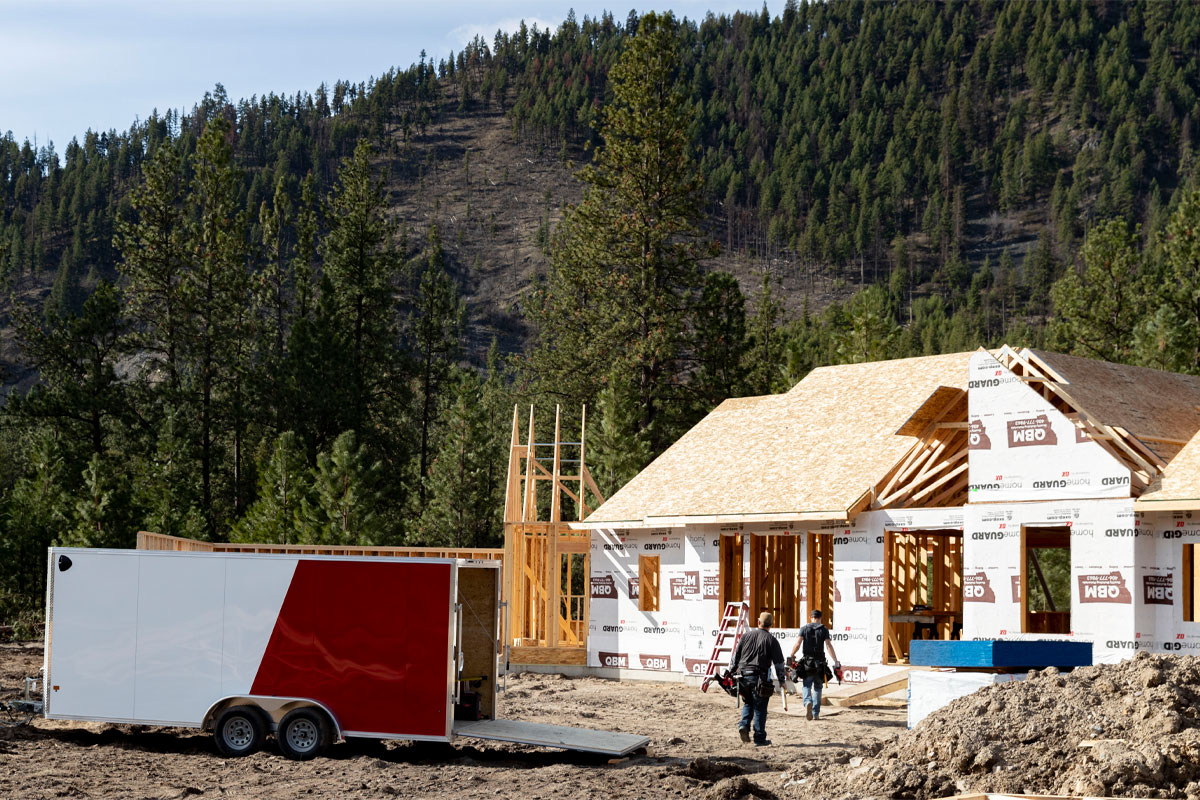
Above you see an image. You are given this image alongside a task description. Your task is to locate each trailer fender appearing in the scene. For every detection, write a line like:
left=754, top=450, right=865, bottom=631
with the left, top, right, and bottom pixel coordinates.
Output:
left=202, top=696, right=342, bottom=740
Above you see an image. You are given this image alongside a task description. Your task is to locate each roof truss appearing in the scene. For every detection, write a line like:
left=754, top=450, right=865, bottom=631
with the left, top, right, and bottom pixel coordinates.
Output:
left=869, top=389, right=969, bottom=510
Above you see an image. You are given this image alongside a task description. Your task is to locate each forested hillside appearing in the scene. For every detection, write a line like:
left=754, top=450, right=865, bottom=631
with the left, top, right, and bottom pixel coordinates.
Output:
left=3, top=1, right=1200, bottom=630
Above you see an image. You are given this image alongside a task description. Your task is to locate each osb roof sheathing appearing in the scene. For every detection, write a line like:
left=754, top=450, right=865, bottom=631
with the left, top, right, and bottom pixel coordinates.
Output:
left=1030, top=349, right=1200, bottom=450
left=1137, top=429, right=1200, bottom=507
left=584, top=351, right=975, bottom=526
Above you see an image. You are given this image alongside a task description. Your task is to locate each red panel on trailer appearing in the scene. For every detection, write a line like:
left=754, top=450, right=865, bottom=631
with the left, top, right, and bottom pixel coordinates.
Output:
left=250, top=559, right=453, bottom=737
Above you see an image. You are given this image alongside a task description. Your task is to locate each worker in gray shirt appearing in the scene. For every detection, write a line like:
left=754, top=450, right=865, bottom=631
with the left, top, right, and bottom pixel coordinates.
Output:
left=728, top=611, right=786, bottom=746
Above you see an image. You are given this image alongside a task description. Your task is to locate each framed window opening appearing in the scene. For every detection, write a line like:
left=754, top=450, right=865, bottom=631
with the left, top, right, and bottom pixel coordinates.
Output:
left=1184, top=544, right=1200, bottom=623
left=638, top=555, right=660, bottom=612
left=1020, top=526, right=1071, bottom=634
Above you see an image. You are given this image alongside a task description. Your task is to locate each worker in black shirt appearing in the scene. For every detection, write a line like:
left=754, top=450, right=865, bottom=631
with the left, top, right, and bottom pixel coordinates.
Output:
left=728, top=611, right=786, bottom=746
left=789, top=609, right=840, bottom=720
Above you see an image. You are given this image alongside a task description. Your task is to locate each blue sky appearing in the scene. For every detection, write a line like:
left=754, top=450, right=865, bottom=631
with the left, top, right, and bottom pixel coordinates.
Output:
left=0, top=1, right=777, bottom=152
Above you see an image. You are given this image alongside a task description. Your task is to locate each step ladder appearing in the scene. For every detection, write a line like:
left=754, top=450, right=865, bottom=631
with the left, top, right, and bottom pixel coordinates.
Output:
left=700, top=601, right=749, bottom=692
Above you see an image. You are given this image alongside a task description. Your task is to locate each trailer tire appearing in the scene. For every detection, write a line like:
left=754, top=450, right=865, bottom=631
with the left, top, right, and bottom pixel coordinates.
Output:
left=277, top=707, right=332, bottom=760
left=214, top=706, right=267, bottom=757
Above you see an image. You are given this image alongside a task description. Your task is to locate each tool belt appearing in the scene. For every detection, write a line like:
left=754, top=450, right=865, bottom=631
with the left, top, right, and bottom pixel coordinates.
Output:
left=738, top=672, right=774, bottom=700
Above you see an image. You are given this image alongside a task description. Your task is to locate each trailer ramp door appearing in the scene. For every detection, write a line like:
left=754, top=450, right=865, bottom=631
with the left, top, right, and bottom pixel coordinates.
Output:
left=452, top=720, right=649, bottom=756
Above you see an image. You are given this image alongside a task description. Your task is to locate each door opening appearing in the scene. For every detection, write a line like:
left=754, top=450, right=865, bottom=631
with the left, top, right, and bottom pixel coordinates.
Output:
left=1021, top=526, right=1071, bottom=634
left=883, top=529, right=963, bottom=664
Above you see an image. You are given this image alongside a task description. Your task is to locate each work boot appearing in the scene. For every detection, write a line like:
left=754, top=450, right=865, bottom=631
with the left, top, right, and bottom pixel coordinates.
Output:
left=805, top=701, right=813, bottom=721
left=738, top=727, right=750, bottom=744
left=753, top=739, right=772, bottom=747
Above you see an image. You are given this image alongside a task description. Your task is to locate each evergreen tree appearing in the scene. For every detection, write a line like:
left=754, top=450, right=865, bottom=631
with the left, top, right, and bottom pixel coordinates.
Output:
left=297, top=430, right=388, bottom=545
left=416, top=371, right=491, bottom=547
left=690, top=271, right=748, bottom=412
left=8, top=281, right=128, bottom=456
left=115, top=141, right=190, bottom=392
left=409, top=224, right=465, bottom=507
left=232, top=431, right=311, bottom=544
left=321, top=140, right=399, bottom=435
left=588, top=371, right=652, bottom=498
left=185, top=117, right=252, bottom=533
left=528, top=11, right=715, bottom=453
left=835, top=285, right=900, bottom=364
left=744, top=273, right=785, bottom=395
left=1049, top=219, right=1145, bottom=362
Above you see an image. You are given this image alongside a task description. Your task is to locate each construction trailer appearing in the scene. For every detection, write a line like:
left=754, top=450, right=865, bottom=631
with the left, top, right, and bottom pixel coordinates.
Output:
left=575, top=346, right=1200, bottom=681
left=41, top=547, right=648, bottom=758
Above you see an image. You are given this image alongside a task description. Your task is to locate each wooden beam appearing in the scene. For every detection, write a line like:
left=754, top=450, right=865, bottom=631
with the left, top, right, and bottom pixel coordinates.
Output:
left=827, top=669, right=920, bottom=706
left=926, top=474, right=969, bottom=507
left=909, top=460, right=970, bottom=504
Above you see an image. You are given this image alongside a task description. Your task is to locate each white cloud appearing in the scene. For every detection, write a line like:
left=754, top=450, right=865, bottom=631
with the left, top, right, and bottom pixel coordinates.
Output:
left=448, top=16, right=558, bottom=48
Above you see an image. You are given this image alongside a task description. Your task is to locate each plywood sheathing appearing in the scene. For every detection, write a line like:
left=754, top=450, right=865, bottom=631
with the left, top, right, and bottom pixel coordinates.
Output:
left=584, top=352, right=975, bottom=526
left=1138, top=428, right=1200, bottom=508
left=894, top=385, right=965, bottom=436
left=1029, top=349, right=1200, bottom=456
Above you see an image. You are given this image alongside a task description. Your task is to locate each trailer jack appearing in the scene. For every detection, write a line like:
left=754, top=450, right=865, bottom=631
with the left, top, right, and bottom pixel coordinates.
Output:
left=2, top=676, right=44, bottom=727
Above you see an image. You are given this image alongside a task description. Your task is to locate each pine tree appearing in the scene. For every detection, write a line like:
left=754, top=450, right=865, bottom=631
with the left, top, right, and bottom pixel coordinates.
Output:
left=297, top=430, right=388, bottom=545
left=409, top=224, right=464, bottom=507
left=1049, top=219, right=1145, bottom=362
left=588, top=371, right=652, bottom=498
left=115, top=141, right=190, bottom=392
left=321, top=140, right=399, bottom=435
left=835, top=285, right=899, bottom=364
left=528, top=11, right=715, bottom=454
left=690, top=271, right=748, bottom=413
left=185, top=117, right=251, bottom=534
left=744, top=273, right=785, bottom=395
left=8, top=280, right=128, bottom=456
left=66, top=454, right=130, bottom=549
left=232, top=432, right=310, bottom=544
left=416, top=371, right=488, bottom=547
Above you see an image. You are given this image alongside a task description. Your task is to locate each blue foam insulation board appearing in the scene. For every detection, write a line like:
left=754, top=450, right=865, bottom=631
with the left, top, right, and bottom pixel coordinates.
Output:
left=908, top=639, right=1092, bottom=669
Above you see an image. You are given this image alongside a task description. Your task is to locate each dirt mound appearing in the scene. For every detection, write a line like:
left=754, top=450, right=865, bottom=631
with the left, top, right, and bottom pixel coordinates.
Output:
left=679, top=756, right=748, bottom=781
left=706, top=776, right=776, bottom=800
left=792, top=653, right=1200, bottom=799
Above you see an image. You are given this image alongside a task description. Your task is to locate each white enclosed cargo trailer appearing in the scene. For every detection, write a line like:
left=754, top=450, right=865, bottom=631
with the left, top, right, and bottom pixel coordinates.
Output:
left=41, top=548, right=648, bottom=759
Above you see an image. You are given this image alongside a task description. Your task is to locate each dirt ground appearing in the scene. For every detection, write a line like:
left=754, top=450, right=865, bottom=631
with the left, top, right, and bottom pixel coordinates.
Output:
left=0, top=642, right=904, bottom=800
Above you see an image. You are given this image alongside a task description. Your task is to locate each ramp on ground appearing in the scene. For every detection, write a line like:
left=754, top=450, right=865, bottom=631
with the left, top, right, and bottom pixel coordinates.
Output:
left=453, top=719, right=650, bottom=756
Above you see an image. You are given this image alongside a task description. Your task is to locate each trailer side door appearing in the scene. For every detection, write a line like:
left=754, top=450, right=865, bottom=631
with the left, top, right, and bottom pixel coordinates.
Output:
left=45, top=549, right=139, bottom=721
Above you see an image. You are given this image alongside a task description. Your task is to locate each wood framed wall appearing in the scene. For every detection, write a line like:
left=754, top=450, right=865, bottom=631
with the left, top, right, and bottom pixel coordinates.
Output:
left=503, top=405, right=604, bottom=663
left=137, top=531, right=503, bottom=561
left=882, top=529, right=963, bottom=664
left=719, top=534, right=745, bottom=610
left=806, top=533, right=836, bottom=626
left=717, top=532, right=836, bottom=629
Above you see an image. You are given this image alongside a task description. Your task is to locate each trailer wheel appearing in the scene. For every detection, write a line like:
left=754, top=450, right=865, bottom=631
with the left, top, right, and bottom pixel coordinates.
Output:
left=277, top=707, right=331, bottom=761
left=214, top=706, right=266, bottom=757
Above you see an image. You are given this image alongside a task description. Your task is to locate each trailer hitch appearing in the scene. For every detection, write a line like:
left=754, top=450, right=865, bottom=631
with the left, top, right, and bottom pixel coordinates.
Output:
left=1, top=676, right=43, bottom=726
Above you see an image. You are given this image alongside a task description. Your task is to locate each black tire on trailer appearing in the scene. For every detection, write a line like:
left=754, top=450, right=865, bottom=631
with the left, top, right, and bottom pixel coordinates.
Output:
left=277, top=707, right=332, bottom=761
left=214, top=705, right=267, bottom=757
